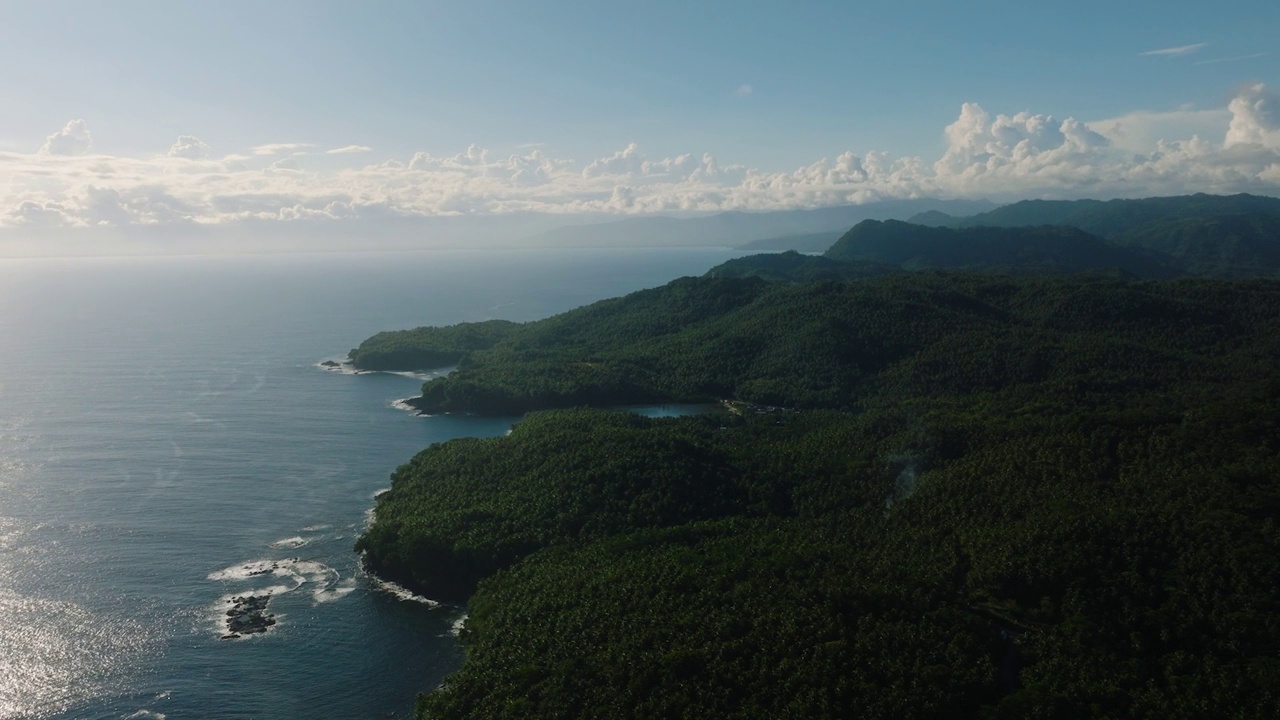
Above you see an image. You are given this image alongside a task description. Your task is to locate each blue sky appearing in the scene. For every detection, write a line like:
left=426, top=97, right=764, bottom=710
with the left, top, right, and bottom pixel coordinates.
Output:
left=0, top=0, right=1277, bottom=243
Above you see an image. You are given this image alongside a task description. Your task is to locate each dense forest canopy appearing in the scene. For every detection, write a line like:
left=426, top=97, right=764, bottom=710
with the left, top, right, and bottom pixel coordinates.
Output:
left=353, top=251, right=1280, bottom=718
left=823, top=220, right=1177, bottom=277
left=924, top=193, right=1280, bottom=278
left=941, top=193, right=1280, bottom=236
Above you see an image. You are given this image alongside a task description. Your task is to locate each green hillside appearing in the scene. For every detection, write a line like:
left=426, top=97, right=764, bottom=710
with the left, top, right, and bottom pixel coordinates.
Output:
left=948, top=193, right=1280, bottom=238
left=1115, top=213, right=1280, bottom=278
left=935, top=194, right=1280, bottom=278
left=824, top=220, right=1176, bottom=277
left=355, top=272, right=1280, bottom=719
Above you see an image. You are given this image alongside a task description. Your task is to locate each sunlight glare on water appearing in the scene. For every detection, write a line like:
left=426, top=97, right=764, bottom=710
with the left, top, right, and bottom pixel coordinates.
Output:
left=0, top=248, right=739, bottom=719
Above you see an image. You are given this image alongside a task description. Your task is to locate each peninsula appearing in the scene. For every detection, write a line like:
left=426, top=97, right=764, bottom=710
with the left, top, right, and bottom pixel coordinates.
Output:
left=353, top=194, right=1280, bottom=718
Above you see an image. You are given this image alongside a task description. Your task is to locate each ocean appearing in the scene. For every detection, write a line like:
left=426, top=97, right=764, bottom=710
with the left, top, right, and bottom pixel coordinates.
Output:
left=0, top=247, right=738, bottom=720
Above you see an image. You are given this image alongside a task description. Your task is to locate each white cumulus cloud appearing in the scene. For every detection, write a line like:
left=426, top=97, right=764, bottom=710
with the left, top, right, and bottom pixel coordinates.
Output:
left=3, top=84, right=1280, bottom=235
left=1225, top=83, right=1280, bottom=149
left=39, top=119, right=93, bottom=156
left=168, top=135, right=212, bottom=159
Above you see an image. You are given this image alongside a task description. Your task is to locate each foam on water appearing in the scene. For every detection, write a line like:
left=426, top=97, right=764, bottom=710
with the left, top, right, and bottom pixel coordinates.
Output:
left=316, top=359, right=452, bottom=382
left=270, top=536, right=310, bottom=549
left=363, top=488, right=391, bottom=528
left=314, top=579, right=357, bottom=604
left=207, top=555, right=352, bottom=637
left=207, top=559, right=296, bottom=583
left=365, top=574, right=440, bottom=607
left=316, top=360, right=368, bottom=376
left=386, top=368, right=453, bottom=381
left=390, top=398, right=420, bottom=414
left=448, top=613, right=469, bottom=637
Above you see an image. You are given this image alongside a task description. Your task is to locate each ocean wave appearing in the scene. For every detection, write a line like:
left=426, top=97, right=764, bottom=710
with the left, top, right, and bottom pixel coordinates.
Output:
left=385, top=367, right=455, bottom=381
left=365, top=574, right=440, bottom=607
left=207, top=557, right=351, bottom=638
left=207, top=559, right=297, bottom=583
left=315, top=359, right=369, bottom=375
left=269, top=536, right=309, bottom=549
left=314, top=578, right=357, bottom=604
left=316, top=359, right=454, bottom=381
left=363, top=490, right=390, bottom=528
left=449, top=613, right=469, bottom=637
left=390, top=397, right=420, bottom=414
left=124, top=710, right=166, bottom=719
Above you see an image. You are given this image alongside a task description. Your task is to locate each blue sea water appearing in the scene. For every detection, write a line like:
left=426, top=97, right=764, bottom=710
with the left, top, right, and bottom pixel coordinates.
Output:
left=0, top=247, right=738, bottom=720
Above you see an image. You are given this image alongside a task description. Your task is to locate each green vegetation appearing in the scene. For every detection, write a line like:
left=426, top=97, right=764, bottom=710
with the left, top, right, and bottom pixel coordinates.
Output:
left=348, top=319, right=517, bottom=371
left=946, top=192, right=1280, bottom=238
left=356, top=270, right=1280, bottom=719
left=353, top=270, right=1280, bottom=414
left=825, top=220, right=1176, bottom=277
left=938, top=193, right=1280, bottom=278
left=1115, top=213, right=1280, bottom=278
left=705, top=250, right=896, bottom=283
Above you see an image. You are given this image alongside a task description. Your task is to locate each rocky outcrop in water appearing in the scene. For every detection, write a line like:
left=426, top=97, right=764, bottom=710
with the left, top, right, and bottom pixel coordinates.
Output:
left=221, top=594, right=276, bottom=639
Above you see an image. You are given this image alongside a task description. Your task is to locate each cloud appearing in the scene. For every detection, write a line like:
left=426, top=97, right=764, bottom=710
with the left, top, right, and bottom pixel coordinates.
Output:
left=582, top=142, right=644, bottom=177
left=168, top=135, right=212, bottom=159
left=2, top=84, right=1279, bottom=234
left=409, top=143, right=488, bottom=171
left=325, top=145, right=373, bottom=155
left=39, top=119, right=93, bottom=156
left=1140, top=43, right=1207, bottom=57
left=1194, top=52, right=1270, bottom=66
left=735, top=84, right=753, bottom=97
left=251, top=142, right=314, bottom=156
left=1225, top=83, right=1280, bottom=149
left=6, top=199, right=73, bottom=227
left=1089, top=108, right=1231, bottom=152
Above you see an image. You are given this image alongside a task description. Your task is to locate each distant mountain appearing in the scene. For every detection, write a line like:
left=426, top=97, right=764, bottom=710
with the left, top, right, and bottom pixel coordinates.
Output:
left=929, top=193, right=1280, bottom=278
left=905, top=210, right=957, bottom=227
left=737, top=232, right=841, bottom=253
left=947, top=193, right=1280, bottom=238
left=522, top=198, right=998, bottom=248
left=1115, top=213, right=1280, bottom=278
left=703, top=250, right=898, bottom=283
left=825, top=219, right=1178, bottom=278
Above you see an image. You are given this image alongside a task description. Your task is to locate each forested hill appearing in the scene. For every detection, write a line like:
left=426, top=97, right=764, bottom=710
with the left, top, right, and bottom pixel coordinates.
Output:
left=923, top=193, right=1280, bottom=278
left=350, top=271, right=1280, bottom=417
left=823, top=220, right=1177, bottom=277
left=943, top=193, right=1280, bottom=235
left=356, top=272, right=1280, bottom=718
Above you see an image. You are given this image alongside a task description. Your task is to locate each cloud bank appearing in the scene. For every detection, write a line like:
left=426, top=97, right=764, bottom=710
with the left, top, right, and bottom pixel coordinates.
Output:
left=3, top=84, right=1279, bottom=232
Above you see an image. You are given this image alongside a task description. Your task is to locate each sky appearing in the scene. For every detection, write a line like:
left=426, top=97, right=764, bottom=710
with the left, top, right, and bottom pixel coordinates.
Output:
left=0, top=0, right=1278, bottom=247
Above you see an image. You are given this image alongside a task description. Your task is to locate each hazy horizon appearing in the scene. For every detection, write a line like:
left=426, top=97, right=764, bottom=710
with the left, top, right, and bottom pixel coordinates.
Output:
left=2, top=1, right=1277, bottom=254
